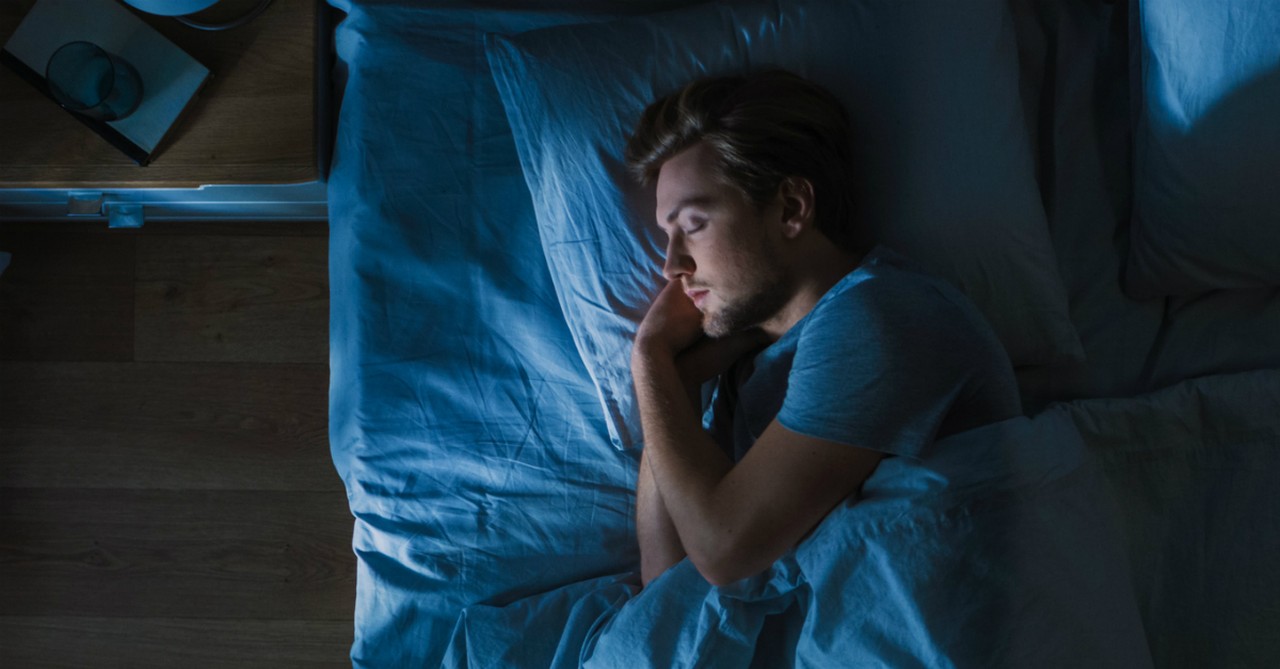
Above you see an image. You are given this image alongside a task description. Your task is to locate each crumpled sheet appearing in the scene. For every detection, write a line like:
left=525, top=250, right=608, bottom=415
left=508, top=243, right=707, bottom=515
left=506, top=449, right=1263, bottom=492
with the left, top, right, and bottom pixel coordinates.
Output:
left=443, top=411, right=1153, bottom=668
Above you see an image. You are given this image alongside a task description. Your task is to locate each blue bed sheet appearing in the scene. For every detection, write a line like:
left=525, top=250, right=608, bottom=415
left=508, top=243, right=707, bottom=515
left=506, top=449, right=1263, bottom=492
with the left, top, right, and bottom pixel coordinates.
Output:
left=326, top=3, right=654, bottom=665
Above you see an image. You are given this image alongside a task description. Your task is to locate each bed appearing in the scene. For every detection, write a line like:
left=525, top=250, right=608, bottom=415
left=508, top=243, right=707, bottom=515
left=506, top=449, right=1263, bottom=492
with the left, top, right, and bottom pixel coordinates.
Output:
left=324, top=0, right=1280, bottom=666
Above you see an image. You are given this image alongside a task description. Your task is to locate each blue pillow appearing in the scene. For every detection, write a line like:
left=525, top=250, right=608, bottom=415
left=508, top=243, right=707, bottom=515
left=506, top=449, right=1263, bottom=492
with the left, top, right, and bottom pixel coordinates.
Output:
left=1126, top=0, right=1280, bottom=297
left=487, top=0, right=1082, bottom=450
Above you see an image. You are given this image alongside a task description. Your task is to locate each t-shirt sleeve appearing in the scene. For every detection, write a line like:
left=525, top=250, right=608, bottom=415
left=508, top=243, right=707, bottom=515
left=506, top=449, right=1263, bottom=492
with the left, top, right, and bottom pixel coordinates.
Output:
left=776, top=278, right=969, bottom=459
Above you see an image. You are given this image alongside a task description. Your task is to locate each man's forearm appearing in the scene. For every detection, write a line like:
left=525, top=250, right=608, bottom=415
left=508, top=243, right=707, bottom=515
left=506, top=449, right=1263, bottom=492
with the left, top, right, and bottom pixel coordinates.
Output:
left=637, top=446, right=684, bottom=586
left=632, top=350, right=735, bottom=576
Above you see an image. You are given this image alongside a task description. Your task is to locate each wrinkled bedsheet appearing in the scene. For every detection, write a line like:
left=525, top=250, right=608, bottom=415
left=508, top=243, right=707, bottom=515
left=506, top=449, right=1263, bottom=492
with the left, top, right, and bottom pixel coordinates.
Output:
left=443, top=411, right=1152, bottom=668
left=1062, top=368, right=1280, bottom=668
left=326, top=2, right=694, bottom=665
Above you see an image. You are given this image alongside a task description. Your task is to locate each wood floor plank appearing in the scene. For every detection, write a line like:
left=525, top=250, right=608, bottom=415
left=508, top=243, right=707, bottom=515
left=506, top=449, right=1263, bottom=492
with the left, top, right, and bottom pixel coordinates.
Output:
left=129, top=221, right=328, bottom=237
left=0, top=225, right=134, bottom=362
left=134, top=235, right=327, bottom=364
left=0, top=617, right=351, bottom=668
left=0, top=427, right=341, bottom=492
left=0, top=488, right=356, bottom=620
left=0, top=361, right=327, bottom=446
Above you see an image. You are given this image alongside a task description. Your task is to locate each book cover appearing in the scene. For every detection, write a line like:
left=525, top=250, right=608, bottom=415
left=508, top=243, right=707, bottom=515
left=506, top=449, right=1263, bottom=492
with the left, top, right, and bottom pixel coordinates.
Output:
left=1, top=0, right=212, bottom=166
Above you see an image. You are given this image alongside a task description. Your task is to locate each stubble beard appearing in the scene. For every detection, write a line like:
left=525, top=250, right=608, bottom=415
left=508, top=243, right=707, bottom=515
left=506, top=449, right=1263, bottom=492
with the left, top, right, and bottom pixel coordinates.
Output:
left=702, top=267, right=792, bottom=338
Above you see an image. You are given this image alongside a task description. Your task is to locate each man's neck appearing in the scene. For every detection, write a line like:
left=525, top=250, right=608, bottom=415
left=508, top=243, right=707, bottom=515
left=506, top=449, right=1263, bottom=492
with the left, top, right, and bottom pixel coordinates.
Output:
left=758, top=242, right=863, bottom=341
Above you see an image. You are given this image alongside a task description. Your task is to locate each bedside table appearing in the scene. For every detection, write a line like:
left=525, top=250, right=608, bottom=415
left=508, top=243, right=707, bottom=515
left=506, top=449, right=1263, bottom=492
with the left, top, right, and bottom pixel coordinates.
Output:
left=0, top=0, right=338, bottom=224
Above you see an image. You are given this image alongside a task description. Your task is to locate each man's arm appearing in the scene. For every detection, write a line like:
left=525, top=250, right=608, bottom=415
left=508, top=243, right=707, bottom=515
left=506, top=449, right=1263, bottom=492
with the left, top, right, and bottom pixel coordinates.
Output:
left=635, top=331, right=756, bottom=587
left=637, top=446, right=686, bottom=586
left=632, top=284, right=884, bottom=587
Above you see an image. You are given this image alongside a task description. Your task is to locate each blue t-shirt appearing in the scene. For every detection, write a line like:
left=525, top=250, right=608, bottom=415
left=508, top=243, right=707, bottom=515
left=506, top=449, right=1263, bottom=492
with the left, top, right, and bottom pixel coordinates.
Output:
left=706, top=246, right=1021, bottom=462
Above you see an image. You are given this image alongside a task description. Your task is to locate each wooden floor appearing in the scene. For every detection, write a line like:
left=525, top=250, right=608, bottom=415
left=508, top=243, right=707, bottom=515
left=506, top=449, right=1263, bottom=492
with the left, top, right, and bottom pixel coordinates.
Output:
left=0, top=220, right=354, bottom=667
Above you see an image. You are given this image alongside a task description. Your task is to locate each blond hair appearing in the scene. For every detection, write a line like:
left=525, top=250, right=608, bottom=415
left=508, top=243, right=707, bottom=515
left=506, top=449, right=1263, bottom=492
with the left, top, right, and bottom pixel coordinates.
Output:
left=624, top=70, right=865, bottom=254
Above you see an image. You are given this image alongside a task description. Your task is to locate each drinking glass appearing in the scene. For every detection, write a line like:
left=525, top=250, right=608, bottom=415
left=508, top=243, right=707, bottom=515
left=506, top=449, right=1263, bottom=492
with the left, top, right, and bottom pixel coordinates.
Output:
left=45, top=41, right=143, bottom=121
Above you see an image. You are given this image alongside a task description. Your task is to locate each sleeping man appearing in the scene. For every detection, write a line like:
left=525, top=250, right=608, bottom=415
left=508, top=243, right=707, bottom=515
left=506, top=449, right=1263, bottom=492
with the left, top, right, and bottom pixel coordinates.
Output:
left=625, top=70, right=1023, bottom=587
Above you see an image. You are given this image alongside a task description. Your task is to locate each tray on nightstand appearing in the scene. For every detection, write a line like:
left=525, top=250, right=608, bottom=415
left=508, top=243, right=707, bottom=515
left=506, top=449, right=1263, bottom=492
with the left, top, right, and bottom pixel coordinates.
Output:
left=2, top=0, right=211, bottom=166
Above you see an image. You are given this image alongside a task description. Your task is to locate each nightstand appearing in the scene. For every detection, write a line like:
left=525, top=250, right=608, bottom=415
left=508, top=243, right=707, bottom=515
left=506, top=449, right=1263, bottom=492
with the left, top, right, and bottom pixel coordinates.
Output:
left=0, top=0, right=339, bottom=224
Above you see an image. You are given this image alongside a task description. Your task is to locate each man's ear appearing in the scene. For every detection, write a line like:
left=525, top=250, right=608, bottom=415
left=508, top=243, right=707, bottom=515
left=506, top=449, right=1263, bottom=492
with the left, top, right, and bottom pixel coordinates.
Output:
left=778, top=177, right=816, bottom=239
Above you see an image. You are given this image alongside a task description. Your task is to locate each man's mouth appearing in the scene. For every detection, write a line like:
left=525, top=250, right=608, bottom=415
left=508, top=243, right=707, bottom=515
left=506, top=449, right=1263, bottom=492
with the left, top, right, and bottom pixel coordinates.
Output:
left=686, top=289, right=709, bottom=308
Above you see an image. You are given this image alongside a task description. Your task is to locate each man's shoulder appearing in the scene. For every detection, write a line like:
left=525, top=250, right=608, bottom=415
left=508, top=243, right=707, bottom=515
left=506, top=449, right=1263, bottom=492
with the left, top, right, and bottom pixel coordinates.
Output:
left=799, top=252, right=979, bottom=355
left=815, top=256, right=951, bottom=321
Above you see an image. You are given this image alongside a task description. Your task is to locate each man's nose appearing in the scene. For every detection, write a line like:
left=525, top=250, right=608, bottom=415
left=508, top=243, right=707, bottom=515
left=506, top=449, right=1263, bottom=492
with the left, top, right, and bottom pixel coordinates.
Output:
left=662, top=236, right=695, bottom=281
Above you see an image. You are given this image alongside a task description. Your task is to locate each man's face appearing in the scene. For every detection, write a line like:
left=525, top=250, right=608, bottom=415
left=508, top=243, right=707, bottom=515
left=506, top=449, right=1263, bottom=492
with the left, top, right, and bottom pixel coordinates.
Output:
left=654, top=142, right=793, bottom=338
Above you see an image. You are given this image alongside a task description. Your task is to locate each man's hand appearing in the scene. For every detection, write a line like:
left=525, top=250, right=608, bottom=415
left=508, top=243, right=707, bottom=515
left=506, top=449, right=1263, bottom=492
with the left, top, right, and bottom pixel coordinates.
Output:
left=633, top=281, right=771, bottom=386
left=634, top=281, right=704, bottom=362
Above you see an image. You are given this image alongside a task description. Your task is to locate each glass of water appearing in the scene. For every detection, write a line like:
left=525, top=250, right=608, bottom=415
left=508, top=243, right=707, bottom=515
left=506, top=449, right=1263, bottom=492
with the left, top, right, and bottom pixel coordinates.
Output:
left=45, top=41, right=143, bottom=121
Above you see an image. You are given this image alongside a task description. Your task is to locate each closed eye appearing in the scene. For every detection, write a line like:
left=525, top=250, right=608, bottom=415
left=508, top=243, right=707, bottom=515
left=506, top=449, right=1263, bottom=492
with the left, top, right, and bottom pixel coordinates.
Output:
left=684, top=218, right=708, bottom=234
